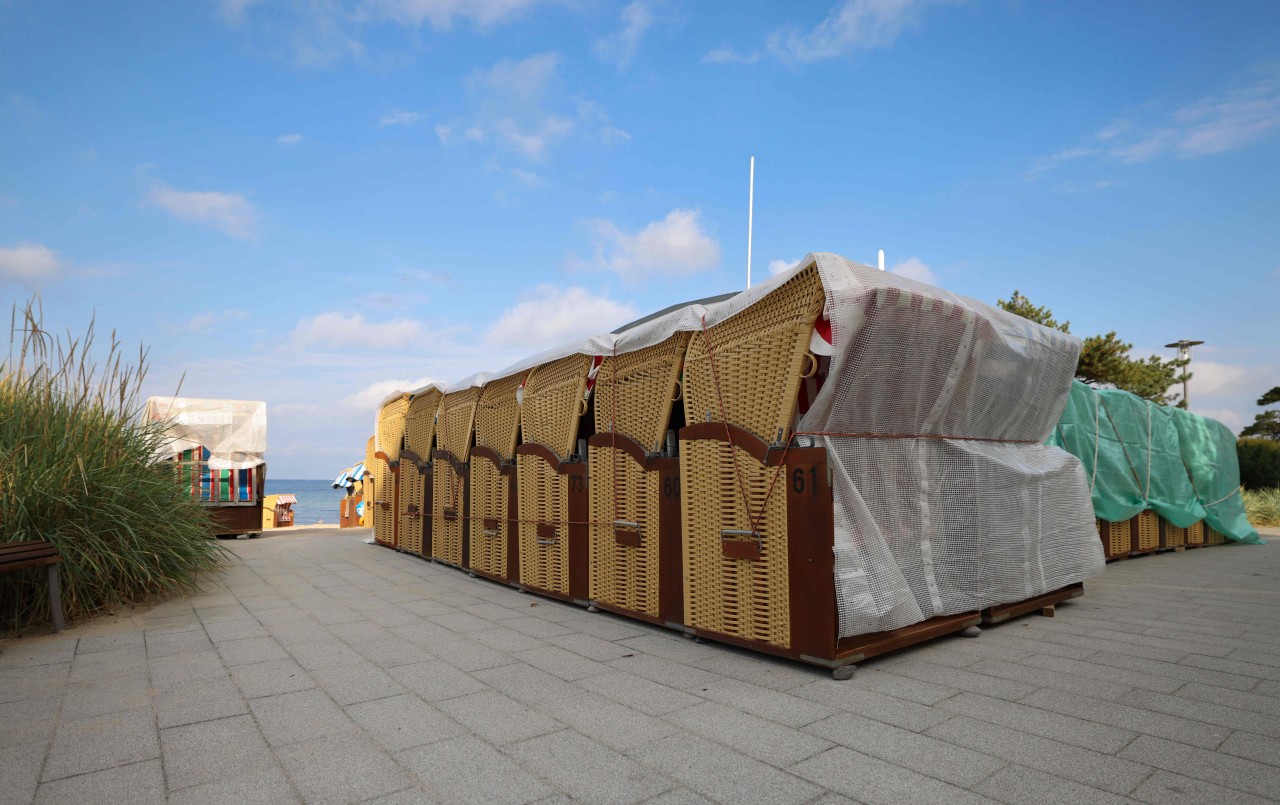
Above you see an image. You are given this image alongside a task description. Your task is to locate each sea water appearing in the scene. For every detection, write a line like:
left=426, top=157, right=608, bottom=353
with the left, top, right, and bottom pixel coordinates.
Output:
left=264, top=478, right=350, bottom=526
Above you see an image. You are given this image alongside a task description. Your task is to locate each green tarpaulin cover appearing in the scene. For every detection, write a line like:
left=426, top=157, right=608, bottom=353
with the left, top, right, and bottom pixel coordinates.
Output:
left=1048, top=380, right=1260, bottom=544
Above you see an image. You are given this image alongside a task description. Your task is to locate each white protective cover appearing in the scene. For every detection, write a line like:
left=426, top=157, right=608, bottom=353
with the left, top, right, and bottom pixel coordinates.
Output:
left=146, top=397, right=267, bottom=470
left=797, top=254, right=1104, bottom=636
left=465, top=253, right=1105, bottom=637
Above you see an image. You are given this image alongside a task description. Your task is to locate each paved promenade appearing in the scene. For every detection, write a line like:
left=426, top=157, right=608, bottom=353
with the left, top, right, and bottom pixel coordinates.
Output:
left=3, top=526, right=1279, bottom=804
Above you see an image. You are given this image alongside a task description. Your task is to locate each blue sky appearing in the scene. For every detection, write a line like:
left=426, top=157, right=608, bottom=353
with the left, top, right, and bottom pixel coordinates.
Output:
left=2, top=0, right=1278, bottom=479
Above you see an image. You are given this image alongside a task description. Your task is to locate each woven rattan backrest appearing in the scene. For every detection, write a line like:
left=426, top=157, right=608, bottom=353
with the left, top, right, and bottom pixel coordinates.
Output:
left=683, top=265, right=824, bottom=444
left=438, top=386, right=481, bottom=460
left=521, top=354, right=592, bottom=459
left=475, top=372, right=525, bottom=460
left=403, top=388, right=442, bottom=456
left=595, top=333, right=691, bottom=452
left=377, top=395, right=411, bottom=461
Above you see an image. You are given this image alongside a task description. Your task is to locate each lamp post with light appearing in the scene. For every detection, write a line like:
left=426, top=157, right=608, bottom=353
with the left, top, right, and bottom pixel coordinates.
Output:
left=1164, top=339, right=1203, bottom=409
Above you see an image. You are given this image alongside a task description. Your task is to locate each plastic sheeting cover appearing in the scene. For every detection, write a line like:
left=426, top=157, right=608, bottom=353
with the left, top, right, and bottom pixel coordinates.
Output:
left=796, top=254, right=1104, bottom=637
left=1047, top=381, right=1260, bottom=544
left=146, top=397, right=267, bottom=470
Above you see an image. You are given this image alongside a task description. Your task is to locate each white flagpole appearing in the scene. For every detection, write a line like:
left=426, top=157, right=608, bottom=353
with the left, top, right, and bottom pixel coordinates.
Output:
left=747, top=156, right=755, bottom=289
left=878, top=249, right=885, bottom=271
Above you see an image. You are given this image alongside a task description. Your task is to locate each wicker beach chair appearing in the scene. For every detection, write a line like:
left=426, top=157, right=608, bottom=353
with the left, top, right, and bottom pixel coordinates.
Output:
left=516, top=354, right=594, bottom=600
left=399, top=387, right=442, bottom=557
left=1132, top=510, right=1160, bottom=556
left=588, top=333, right=690, bottom=621
left=1098, top=518, right=1133, bottom=561
left=1186, top=519, right=1207, bottom=548
left=374, top=394, right=410, bottom=548
left=1159, top=515, right=1186, bottom=550
left=678, top=265, right=824, bottom=648
left=433, top=385, right=481, bottom=568
left=470, top=372, right=526, bottom=583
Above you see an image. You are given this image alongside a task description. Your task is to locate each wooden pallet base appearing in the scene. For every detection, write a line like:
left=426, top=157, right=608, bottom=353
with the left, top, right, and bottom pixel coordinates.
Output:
left=981, top=583, right=1083, bottom=625
left=831, top=612, right=982, bottom=666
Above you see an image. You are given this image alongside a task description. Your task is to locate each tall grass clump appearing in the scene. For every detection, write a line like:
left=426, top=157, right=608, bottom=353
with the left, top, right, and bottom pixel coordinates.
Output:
left=1243, top=488, right=1280, bottom=528
left=1, top=298, right=227, bottom=634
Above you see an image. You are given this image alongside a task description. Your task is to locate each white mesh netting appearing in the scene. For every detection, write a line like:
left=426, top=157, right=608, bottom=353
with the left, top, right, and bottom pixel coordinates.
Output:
left=799, top=254, right=1104, bottom=636
left=145, top=397, right=267, bottom=470
left=440, top=252, right=1104, bottom=638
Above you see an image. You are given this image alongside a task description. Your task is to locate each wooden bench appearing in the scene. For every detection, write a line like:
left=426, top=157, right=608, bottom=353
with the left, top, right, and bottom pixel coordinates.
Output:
left=0, top=541, right=65, bottom=632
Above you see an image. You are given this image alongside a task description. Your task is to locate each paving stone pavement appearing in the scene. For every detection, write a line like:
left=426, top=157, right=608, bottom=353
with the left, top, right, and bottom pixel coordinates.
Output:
left=3, top=525, right=1279, bottom=804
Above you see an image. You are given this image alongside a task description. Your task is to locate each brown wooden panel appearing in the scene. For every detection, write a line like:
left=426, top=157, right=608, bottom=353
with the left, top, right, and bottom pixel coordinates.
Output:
left=787, top=454, right=836, bottom=660
left=391, top=463, right=400, bottom=548
left=422, top=465, right=434, bottom=558
left=515, top=442, right=565, bottom=471
left=722, top=539, right=761, bottom=561
left=0, top=542, right=60, bottom=562
left=209, top=504, right=263, bottom=536
left=654, top=456, right=683, bottom=625
left=835, top=612, right=981, bottom=663
left=504, top=463, right=519, bottom=583
left=0, top=556, right=61, bottom=572
left=537, top=523, right=558, bottom=540
left=587, top=432, right=648, bottom=465
left=614, top=528, right=642, bottom=547
left=680, top=422, right=769, bottom=463
left=981, top=583, right=1084, bottom=625
left=566, top=462, right=589, bottom=602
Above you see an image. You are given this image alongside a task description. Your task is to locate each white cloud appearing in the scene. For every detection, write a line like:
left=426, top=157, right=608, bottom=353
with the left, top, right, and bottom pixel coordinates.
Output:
left=218, top=0, right=259, bottom=26
left=288, top=312, right=428, bottom=351
left=1184, top=360, right=1257, bottom=397
left=495, top=115, right=574, bottom=160
left=580, top=209, right=720, bottom=283
left=767, top=0, right=953, bottom=64
left=593, top=0, right=655, bottom=68
left=469, top=51, right=560, bottom=100
left=703, top=46, right=760, bottom=65
left=889, top=256, right=937, bottom=285
left=277, top=133, right=303, bottom=145
left=601, top=126, right=631, bottom=145
left=187, top=309, right=250, bottom=332
left=1030, top=72, right=1280, bottom=178
left=457, top=53, right=577, bottom=160
left=148, top=183, right=257, bottom=239
left=485, top=286, right=639, bottom=349
left=0, top=242, right=63, bottom=281
left=1025, top=145, right=1098, bottom=180
left=441, top=53, right=625, bottom=164
left=342, top=376, right=438, bottom=411
left=363, top=0, right=540, bottom=30
left=1055, top=179, right=1120, bottom=194
left=379, top=110, right=424, bottom=127
left=769, top=258, right=799, bottom=276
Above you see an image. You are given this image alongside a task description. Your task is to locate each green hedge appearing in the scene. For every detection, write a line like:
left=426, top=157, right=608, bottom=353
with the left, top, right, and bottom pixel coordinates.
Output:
left=1238, top=438, right=1280, bottom=491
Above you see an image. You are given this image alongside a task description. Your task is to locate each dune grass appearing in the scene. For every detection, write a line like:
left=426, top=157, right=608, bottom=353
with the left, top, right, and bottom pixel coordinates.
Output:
left=1, top=298, right=227, bottom=634
left=1243, top=487, right=1280, bottom=528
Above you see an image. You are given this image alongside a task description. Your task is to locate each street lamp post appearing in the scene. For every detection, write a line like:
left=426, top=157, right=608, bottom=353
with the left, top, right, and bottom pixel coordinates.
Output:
left=1164, top=339, right=1204, bottom=408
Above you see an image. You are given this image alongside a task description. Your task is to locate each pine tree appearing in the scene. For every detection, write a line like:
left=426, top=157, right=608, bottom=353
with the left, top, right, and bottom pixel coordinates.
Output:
left=997, top=290, right=1187, bottom=405
left=1240, top=386, right=1280, bottom=440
